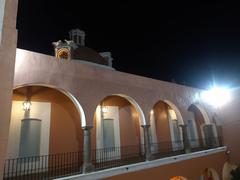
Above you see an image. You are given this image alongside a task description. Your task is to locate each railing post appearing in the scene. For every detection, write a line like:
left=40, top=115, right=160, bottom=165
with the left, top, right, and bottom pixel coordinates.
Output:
left=179, top=124, right=191, bottom=153
left=82, top=126, right=94, bottom=173
left=141, top=125, right=152, bottom=161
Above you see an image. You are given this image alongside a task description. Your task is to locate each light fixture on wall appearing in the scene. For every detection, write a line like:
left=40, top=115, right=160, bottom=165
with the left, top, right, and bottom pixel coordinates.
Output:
left=102, top=106, right=108, bottom=113
left=23, top=100, right=31, bottom=111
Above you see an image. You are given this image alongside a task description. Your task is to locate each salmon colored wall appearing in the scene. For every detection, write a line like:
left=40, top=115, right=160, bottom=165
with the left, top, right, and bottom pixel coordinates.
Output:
left=119, top=106, right=140, bottom=146
left=92, top=96, right=141, bottom=153
left=103, top=152, right=228, bottom=180
left=153, top=102, right=172, bottom=144
left=12, top=87, right=83, bottom=154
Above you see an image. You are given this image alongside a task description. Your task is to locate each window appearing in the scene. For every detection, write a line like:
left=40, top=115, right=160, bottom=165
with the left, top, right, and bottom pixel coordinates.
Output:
left=19, top=118, right=41, bottom=157
left=103, top=118, right=114, bottom=148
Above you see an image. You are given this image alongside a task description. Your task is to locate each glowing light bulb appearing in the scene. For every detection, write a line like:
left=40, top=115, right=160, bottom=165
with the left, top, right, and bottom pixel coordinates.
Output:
left=23, top=101, right=31, bottom=111
left=102, top=106, right=108, bottom=113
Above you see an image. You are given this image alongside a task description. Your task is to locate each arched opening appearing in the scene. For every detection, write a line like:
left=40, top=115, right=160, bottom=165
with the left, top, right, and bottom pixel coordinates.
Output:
left=170, top=176, right=188, bottom=180
left=200, top=168, right=220, bottom=180
left=188, top=104, right=218, bottom=150
left=6, top=85, right=85, bottom=177
left=149, top=100, right=184, bottom=157
left=92, top=95, right=145, bottom=169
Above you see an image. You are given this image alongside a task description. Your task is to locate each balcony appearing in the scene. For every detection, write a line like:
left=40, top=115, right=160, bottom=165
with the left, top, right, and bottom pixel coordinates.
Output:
left=3, top=137, right=223, bottom=180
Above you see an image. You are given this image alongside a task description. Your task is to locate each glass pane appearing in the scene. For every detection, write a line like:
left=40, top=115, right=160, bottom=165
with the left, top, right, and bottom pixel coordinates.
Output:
left=103, top=118, right=114, bottom=148
left=19, top=119, right=41, bottom=157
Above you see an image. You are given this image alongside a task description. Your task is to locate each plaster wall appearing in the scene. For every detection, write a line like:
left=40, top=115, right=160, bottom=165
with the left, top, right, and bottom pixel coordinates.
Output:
left=221, top=89, right=240, bottom=164
left=0, top=0, right=18, bottom=178
left=103, top=151, right=227, bottom=180
left=14, top=49, right=217, bottom=128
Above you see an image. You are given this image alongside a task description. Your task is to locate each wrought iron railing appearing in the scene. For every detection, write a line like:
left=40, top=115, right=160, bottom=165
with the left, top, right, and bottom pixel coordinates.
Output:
left=92, top=145, right=145, bottom=171
left=3, top=138, right=223, bottom=179
left=189, top=137, right=223, bottom=152
left=150, top=140, right=185, bottom=159
left=3, top=151, right=83, bottom=180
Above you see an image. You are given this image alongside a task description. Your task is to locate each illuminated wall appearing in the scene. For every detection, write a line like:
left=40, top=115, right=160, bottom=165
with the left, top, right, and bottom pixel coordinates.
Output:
left=7, top=101, right=51, bottom=158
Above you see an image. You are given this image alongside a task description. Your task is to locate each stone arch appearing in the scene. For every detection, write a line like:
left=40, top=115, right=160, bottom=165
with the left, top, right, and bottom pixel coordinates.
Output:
left=189, top=103, right=210, bottom=124
left=112, top=94, right=146, bottom=125
left=188, top=103, right=219, bottom=148
left=92, top=94, right=146, bottom=151
left=163, top=100, right=184, bottom=125
left=149, top=99, right=184, bottom=152
left=14, top=83, right=86, bottom=127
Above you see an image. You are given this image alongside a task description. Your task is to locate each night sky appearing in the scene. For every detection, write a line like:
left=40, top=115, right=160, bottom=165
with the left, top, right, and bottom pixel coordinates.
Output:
left=16, top=1, right=240, bottom=89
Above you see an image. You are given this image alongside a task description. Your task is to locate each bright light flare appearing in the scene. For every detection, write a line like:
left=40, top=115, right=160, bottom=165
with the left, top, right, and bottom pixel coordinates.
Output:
left=201, top=87, right=231, bottom=108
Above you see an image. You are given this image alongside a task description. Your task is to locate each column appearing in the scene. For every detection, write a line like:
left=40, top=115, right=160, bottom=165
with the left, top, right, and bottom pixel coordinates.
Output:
left=179, top=125, right=191, bottom=153
left=82, top=126, right=94, bottom=173
left=141, top=125, right=152, bottom=161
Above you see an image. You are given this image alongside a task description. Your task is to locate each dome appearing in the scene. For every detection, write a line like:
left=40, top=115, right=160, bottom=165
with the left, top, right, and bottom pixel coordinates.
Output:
left=72, top=47, right=108, bottom=65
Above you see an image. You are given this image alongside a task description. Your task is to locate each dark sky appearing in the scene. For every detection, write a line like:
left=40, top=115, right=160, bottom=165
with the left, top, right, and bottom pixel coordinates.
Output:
left=17, top=1, right=240, bottom=89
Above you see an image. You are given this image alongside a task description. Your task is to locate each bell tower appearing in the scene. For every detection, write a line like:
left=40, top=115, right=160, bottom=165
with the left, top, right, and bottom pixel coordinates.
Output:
left=69, top=29, right=86, bottom=46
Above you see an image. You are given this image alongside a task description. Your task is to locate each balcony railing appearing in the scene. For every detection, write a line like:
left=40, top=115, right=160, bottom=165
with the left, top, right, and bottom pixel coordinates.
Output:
left=92, top=145, right=145, bottom=171
left=3, top=151, right=83, bottom=180
left=3, top=137, right=223, bottom=180
left=189, top=137, right=223, bottom=152
left=150, top=140, right=185, bottom=159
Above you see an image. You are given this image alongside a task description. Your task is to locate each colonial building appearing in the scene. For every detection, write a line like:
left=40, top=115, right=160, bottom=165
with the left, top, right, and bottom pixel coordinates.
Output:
left=0, top=1, right=240, bottom=180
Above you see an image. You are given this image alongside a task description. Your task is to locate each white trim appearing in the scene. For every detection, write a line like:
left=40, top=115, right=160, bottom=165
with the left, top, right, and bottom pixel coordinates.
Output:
left=57, top=146, right=227, bottom=180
